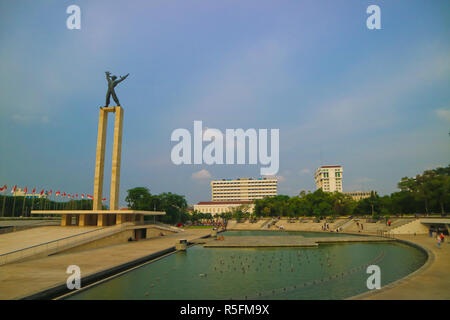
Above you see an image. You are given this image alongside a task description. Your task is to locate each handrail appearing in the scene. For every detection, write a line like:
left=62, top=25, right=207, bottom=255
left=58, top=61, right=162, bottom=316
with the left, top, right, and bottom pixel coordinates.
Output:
left=376, top=229, right=396, bottom=239
left=0, top=223, right=132, bottom=266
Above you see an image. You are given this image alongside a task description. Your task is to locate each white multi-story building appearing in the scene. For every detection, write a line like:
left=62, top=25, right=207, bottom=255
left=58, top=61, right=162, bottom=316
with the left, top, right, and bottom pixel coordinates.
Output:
left=12, top=188, right=47, bottom=199
left=194, top=200, right=255, bottom=216
left=211, top=177, right=278, bottom=201
left=314, top=165, right=343, bottom=192
left=343, top=191, right=376, bottom=201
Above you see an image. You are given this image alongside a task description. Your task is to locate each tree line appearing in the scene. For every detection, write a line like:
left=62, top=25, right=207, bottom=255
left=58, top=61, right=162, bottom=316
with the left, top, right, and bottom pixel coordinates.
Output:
left=0, top=197, right=95, bottom=217
left=253, top=165, right=449, bottom=218
left=125, top=187, right=190, bottom=224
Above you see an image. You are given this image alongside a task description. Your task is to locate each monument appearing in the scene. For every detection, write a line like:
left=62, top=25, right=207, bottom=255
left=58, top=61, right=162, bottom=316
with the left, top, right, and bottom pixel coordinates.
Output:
left=31, top=72, right=165, bottom=226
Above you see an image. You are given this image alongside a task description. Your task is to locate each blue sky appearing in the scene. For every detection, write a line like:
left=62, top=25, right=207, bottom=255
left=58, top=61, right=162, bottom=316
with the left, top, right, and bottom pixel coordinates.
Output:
left=0, top=0, right=449, bottom=206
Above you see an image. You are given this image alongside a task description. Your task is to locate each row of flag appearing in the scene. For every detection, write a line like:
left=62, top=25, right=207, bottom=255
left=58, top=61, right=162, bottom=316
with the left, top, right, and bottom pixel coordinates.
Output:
left=0, top=185, right=106, bottom=201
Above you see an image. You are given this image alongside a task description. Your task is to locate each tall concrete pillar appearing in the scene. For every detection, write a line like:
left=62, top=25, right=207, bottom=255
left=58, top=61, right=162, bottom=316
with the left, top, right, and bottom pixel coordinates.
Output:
left=61, top=214, right=72, bottom=226
left=110, top=107, right=124, bottom=210
left=93, top=109, right=108, bottom=211
left=98, top=214, right=107, bottom=227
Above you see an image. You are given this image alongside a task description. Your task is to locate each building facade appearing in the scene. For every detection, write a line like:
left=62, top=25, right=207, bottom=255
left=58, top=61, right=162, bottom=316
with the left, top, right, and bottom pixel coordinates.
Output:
left=343, top=191, right=376, bottom=201
left=12, top=188, right=47, bottom=199
left=314, top=165, right=343, bottom=192
left=211, top=177, right=278, bottom=201
left=194, top=200, right=255, bottom=216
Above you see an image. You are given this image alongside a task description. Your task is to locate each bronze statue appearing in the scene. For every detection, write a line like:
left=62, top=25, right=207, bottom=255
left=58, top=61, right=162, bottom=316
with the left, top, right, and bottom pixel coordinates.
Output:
left=103, top=71, right=129, bottom=108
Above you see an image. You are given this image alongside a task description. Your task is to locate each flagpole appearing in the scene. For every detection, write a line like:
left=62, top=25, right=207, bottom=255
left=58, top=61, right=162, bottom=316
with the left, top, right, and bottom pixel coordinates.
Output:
left=31, top=188, right=35, bottom=212
left=39, top=190, right=45, bottom=210
left=12, top=195, right=16, bottom=218
left=1, top=188, right=6, bottom=217
left=44, top=191, right=48, bottom=211
left=21, top=195, right=26, bottom=217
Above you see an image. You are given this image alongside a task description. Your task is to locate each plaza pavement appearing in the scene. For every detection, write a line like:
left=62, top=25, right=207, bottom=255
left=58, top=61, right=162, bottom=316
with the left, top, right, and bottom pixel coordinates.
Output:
left=0, top=226, right=99, bottom=255
left=0, top=228, right=211, bottom=299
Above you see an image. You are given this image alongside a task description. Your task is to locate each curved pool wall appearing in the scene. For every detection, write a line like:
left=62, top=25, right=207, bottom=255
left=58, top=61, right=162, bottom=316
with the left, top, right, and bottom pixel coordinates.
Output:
left=65, top=231, right=427, bottom=300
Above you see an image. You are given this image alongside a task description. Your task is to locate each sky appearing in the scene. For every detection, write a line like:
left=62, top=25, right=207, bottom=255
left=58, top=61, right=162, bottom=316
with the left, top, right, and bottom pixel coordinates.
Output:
left=0, top=0, right=449, bottom=206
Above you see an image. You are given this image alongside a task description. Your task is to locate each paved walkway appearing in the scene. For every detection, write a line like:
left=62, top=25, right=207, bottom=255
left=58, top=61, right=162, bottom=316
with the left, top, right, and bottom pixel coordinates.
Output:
left=355, top=234, right=450, bottom=300
left=0, top=219, right=59, bottom=228
left=0, top=229, right=211, bottom=299
left=0, top=226, right=99, bottom=255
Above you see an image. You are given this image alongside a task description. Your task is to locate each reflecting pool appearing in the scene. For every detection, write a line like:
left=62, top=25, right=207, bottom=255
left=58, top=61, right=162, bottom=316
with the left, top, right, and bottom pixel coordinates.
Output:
left=67, top=231, right=427, bottom=300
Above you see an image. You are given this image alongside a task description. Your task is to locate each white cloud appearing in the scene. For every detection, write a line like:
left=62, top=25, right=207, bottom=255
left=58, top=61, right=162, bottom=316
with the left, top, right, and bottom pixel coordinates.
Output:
left=285, top=50, right=450, bottom=145
left=436, top=108, right=450, bottom=123
left=11, top=114, right=29, bottom=123
left=191, top=169, right=211, bottom=180
left=41, top=116, right=50, bottom=124
left=11, top=113, right=50, bottom=125
left=355, top=177, right=374, bottom=183
left=299, top=169, right=311, bottom=175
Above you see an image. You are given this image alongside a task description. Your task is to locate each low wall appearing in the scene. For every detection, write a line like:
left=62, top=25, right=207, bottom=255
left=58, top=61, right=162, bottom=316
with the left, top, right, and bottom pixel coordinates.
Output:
left=57, top=230, right=135, bottom=254
left=58, top=226, right=175, bottom=255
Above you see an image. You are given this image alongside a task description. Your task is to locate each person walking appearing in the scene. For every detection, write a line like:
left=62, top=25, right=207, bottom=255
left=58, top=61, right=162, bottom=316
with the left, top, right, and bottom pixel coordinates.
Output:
left=437, top=235, right=441, bottom=248
left=440, top=233, right=445, bottom=244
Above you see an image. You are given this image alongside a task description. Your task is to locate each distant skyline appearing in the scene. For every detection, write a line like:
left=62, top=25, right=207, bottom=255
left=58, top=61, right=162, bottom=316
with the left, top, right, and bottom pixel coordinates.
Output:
left=0, top=1, right=449, bottom=206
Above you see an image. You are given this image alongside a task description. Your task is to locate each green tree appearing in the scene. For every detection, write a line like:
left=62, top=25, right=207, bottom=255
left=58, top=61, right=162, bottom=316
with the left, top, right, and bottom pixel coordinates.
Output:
left=125, top=187, right=153, bottom=210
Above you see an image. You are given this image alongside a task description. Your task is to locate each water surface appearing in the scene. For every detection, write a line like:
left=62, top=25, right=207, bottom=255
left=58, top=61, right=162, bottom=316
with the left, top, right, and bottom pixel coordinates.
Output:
left=67, top=231, right=426, bottom=300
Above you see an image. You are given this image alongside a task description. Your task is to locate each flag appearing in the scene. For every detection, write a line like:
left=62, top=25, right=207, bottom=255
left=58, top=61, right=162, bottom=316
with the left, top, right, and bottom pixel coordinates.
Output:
left=62, top=192, right=66, bottom=197
left=24, top=186, right=28, bottom=194
left=55, top=190, right=61, bottom=197
left=32, top=187, right=36, bottom=194
left=40, top=189, right=44, bottom=196
left=12, top=185, right=17, bottom=194
left=0, top=185, right=7, bottom=192
left=81, top=194, right=85, bottom=199
left=48, top=190, right=53, bottom=196
left=68, top=194, right=71, bottom=199
left=75, top=194, right=78, bottom=198
left=102, top=198, right=106, bottom=202
left=87, top=194, right=93, bottom=199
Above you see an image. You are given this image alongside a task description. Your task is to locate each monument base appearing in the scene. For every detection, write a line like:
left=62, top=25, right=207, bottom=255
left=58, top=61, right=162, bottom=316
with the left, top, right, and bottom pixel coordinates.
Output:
left=30, top=210, right=165, bottom=227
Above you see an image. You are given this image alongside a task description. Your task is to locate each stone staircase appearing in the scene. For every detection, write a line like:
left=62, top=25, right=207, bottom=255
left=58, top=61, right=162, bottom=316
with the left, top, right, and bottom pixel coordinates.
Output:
left=333, top=218, right=352, bottom=230
left=389, top=218, right=414, bottom=229
left=389, top=219, right=427, bottom=235
left=339, top=218, right=356, bottom=231
left=259, top=219, right=272, bottom=229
